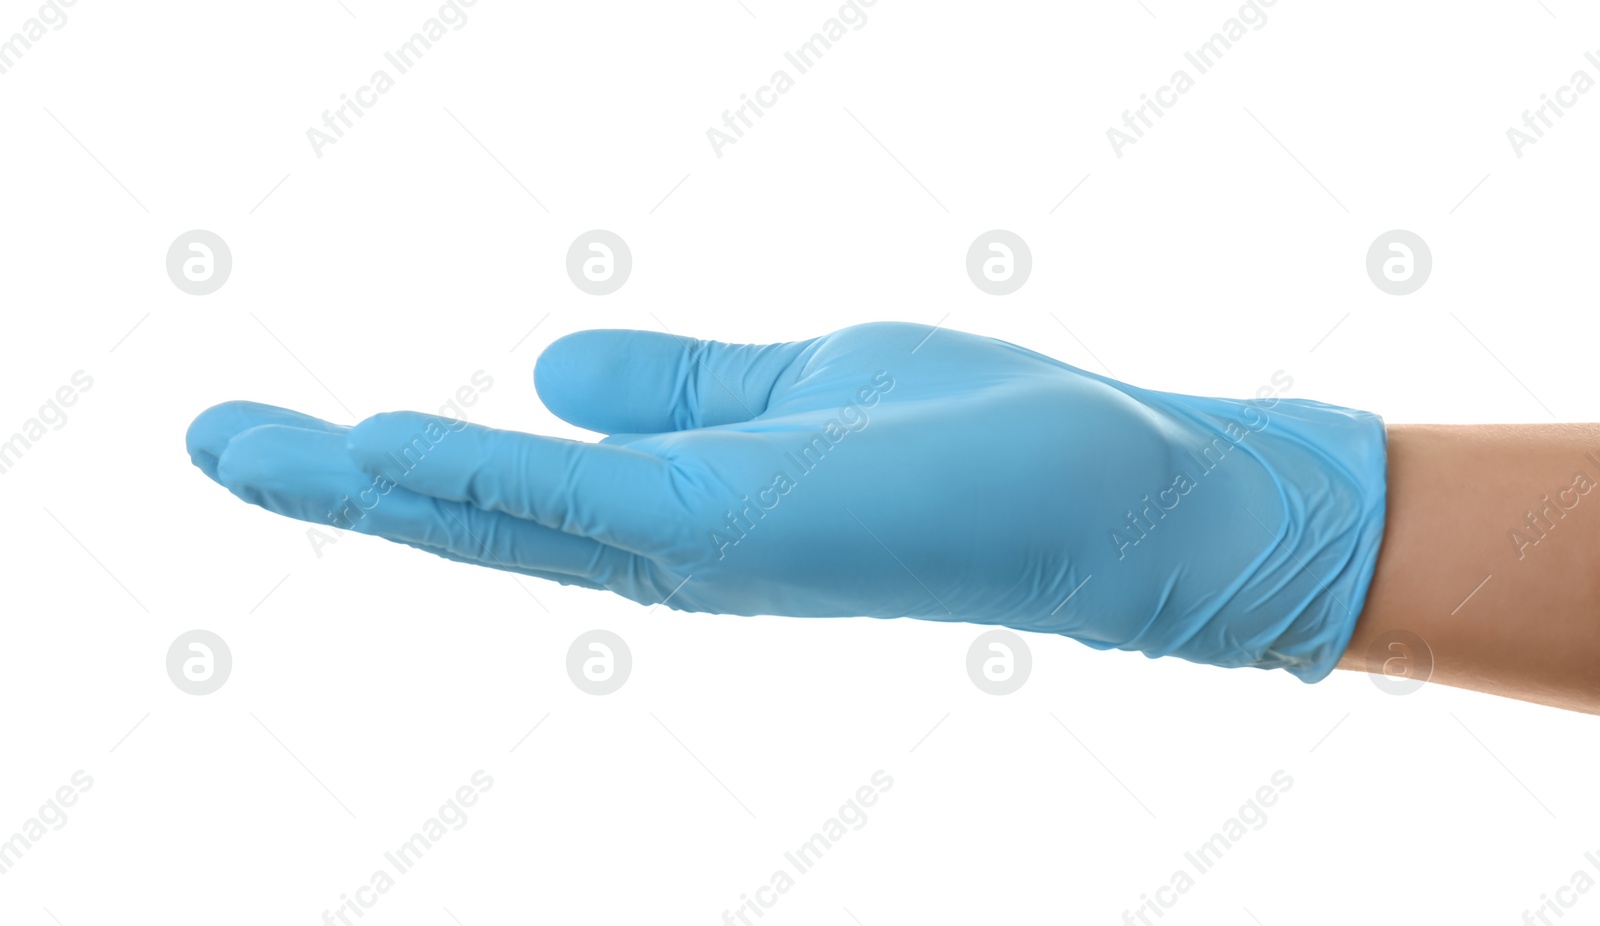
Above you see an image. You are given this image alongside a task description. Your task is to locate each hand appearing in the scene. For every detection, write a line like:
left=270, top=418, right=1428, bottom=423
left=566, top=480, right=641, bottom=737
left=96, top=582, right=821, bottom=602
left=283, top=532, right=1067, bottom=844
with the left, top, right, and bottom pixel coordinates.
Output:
left=186, top=322, right=1387, bottom=681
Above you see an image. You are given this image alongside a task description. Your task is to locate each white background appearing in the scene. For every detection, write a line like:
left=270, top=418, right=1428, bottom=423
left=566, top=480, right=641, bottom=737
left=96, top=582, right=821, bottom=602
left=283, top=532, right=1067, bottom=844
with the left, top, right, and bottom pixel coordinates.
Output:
left=3, top=1, right=1599, bottom=923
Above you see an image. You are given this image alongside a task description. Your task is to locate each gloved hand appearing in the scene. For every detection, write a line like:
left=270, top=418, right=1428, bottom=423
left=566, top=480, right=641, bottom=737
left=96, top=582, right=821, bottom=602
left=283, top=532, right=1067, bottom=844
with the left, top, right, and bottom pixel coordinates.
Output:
left=186, top=322, right=1387, bottom=681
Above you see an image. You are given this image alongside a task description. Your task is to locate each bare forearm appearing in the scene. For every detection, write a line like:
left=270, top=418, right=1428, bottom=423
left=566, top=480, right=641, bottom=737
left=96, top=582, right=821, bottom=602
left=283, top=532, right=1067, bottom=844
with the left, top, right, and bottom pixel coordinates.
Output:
left=1339, top=423, right=1600, bottom=713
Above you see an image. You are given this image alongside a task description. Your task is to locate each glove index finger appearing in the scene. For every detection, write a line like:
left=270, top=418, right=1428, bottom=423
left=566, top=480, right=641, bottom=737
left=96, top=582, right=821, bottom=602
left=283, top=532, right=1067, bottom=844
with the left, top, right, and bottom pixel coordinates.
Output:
left=346, top=411, right=690, bottom=556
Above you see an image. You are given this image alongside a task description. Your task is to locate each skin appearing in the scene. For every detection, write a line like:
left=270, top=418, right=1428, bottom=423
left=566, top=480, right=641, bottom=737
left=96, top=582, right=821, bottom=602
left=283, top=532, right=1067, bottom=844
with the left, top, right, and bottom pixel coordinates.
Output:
left=1340, top=423, right=1600, bottom=714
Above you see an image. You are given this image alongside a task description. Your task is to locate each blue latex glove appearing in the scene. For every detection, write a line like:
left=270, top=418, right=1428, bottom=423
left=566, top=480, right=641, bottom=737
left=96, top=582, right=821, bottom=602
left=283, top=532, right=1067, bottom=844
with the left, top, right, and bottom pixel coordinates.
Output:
left=186, top=322, right=1387, bottom=681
